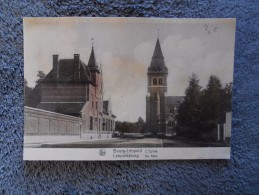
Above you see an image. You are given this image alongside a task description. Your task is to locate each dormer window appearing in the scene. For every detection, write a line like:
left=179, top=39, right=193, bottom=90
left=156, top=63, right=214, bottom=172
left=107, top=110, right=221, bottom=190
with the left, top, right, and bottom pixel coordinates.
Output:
left=158, top=78, right=163, bottom=85
left=153, top=78, right=157, bottom=85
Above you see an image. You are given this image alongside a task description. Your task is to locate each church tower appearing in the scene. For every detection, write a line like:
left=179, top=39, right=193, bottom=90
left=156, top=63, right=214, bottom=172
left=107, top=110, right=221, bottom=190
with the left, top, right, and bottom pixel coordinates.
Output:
left=146, top=38, right=168, bottom=135
left=87, top=39, right=101, bottom=84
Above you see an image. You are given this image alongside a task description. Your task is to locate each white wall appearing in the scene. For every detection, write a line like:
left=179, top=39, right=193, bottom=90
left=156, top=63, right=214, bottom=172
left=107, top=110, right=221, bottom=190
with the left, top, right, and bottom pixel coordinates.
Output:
left=224, top=112, right=232, bottom=138
left=24, top=106, right=82, bottom=135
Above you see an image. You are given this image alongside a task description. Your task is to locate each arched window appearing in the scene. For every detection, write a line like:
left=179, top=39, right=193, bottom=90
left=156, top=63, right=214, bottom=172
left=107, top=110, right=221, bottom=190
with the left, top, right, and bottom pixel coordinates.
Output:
left=158, top=78, right=163, bottom=85
left=153, top=78, right=157, bottom=85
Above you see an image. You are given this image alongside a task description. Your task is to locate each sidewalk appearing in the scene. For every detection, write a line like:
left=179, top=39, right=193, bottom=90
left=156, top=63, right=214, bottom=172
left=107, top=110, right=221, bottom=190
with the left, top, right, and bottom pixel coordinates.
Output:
left=24, top=136, right=117, bottom=148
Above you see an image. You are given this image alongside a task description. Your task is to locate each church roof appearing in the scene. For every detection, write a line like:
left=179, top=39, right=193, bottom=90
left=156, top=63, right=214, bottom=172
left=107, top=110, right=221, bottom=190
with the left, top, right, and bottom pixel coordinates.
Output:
left=166, top=96, right=185, bottom=105
left=148, top=38, right=168, bottom=74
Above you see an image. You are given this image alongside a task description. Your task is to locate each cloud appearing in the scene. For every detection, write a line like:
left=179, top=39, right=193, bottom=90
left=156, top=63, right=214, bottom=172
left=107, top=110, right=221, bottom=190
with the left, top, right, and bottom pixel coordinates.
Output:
left=101, top=51, right=146, bottom=122
left=133, top=40, right=153, bottom=65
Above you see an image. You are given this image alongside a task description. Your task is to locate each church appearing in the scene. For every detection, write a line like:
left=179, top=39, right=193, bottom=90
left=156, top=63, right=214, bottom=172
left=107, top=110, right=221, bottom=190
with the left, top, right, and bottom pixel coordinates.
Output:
left=37, top=43, right=116, bottom=134
left=146, top=38, right=184, bottom=136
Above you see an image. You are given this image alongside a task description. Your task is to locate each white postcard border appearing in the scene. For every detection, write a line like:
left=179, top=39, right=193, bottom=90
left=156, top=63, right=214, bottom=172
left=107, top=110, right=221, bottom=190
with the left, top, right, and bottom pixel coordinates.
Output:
left=23, top=147, right=230, bottom=161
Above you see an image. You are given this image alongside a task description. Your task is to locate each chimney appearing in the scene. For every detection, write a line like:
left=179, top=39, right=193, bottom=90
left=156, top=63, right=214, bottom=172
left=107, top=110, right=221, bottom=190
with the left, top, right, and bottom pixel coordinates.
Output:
left=52, top=54, right=59, bottom=80
left=74, top=54, right=80, bottom=80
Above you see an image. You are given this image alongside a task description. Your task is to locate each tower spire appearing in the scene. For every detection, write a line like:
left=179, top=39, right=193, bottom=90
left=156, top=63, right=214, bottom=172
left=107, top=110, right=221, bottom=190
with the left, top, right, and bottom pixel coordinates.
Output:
left=87, top=38, right=100, bottom=73
left=148, top=35, right=168, bottom=73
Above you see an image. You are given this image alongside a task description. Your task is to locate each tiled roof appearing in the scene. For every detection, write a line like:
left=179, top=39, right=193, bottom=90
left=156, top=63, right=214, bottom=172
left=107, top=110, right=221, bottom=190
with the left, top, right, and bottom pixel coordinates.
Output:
left=42, top=59, right=92, bottom=83
left=37, top=102, right=85, bottom=117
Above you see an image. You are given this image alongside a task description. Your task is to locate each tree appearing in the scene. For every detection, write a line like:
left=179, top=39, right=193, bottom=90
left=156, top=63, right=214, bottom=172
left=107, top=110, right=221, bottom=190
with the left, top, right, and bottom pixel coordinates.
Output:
left=136, top=116, right=145, bottom=133
left=36, top=71, right=46, bottom=82
left=27, top=71, right=46, bottom=107
left=200, top=75, right=222, bottom=128
left=24, top=79, right=32, bottom=106
left=221, top=82, right=232, bottom=112
left=177, top=73, right=202, bottom=129
left=115, top=118, right=146, bottom=134
left=115, top=121, right=132, bottom=134
left=176, top=74, right=232, bottom=140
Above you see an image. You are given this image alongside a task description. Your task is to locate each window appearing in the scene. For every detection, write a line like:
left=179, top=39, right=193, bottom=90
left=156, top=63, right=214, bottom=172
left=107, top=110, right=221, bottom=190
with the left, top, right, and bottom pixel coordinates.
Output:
left=153, top=78, right=157, bottom=85
left=90, top=116, right=93, bottom=130
left=158, top=78, right=163, bottom=85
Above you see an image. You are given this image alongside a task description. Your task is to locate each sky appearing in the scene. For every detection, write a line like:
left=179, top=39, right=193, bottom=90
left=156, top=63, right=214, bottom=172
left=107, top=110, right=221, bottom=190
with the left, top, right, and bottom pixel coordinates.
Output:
left=24, top=17, right=236, bottom=122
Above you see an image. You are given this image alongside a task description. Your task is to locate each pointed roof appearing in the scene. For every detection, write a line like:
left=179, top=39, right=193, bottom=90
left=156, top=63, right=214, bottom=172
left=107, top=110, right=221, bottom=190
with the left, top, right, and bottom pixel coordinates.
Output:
left=153, top=39, right=164, bottom=60
left=88, top=46, right=97, bottom=67
left=148, top=38, right=168, bottom=74
left=87, top=45, right=100, bottom=73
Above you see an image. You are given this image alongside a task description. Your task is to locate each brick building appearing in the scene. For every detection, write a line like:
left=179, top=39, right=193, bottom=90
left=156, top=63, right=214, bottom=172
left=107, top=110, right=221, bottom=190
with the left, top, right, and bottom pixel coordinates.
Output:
left=146, top=38, right=184, bottom=135
left=37, top=44, right=116, bottom=135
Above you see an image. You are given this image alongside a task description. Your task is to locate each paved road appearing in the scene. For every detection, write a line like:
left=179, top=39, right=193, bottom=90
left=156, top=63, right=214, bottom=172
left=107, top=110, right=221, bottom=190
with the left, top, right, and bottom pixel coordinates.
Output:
left=30, top=137, right=228, bottom=148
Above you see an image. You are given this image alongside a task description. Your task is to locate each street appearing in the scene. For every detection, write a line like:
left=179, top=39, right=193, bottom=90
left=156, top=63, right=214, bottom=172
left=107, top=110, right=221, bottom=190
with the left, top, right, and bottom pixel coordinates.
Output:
left=27, top=137, right=229, bottom=148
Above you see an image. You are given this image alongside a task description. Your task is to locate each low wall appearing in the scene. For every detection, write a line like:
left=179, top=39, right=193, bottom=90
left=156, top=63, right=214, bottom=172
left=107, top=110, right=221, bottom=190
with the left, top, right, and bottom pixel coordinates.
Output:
left=24, top=107, right=114, bottom=144
left=24, top=106, right=82, bottom=136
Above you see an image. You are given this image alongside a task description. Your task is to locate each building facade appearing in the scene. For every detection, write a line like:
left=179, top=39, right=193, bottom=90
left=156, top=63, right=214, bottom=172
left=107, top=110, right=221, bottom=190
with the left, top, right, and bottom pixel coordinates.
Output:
left=37, top=44, right=116, bottom=136
left=146, top=38, right=184, bottom=135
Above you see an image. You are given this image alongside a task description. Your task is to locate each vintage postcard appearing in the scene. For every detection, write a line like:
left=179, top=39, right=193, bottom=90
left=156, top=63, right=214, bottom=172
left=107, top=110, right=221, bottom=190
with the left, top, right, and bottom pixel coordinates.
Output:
left=23, top=17, right=236, bottom=160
